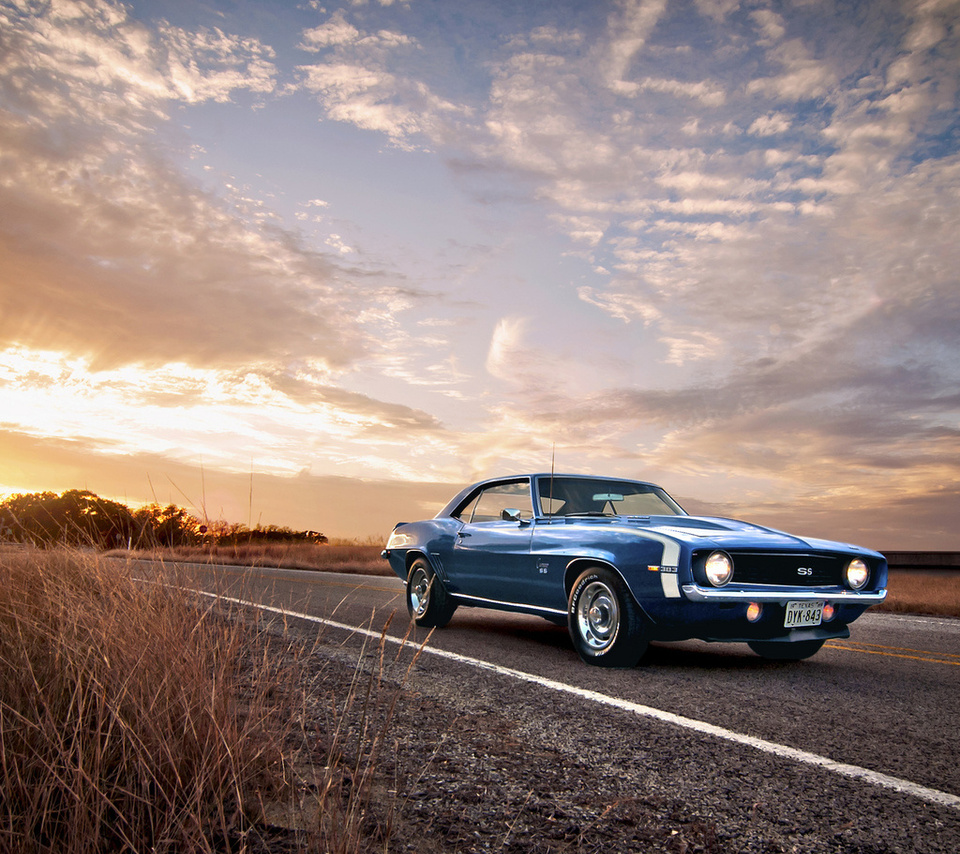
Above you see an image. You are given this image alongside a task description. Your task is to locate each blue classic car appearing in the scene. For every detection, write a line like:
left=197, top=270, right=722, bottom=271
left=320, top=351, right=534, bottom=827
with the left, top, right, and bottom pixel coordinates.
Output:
left=381, top=474, right=888, bottom=667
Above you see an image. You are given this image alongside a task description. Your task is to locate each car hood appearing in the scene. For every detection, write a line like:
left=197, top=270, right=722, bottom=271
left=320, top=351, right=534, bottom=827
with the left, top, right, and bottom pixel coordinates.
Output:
left=637, top=515, right=875, bottom=555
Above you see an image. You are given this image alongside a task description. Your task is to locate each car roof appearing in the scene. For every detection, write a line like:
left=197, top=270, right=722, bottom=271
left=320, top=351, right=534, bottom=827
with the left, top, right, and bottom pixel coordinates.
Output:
left=474, top=473, right=663, bottom=487
left=437, top=473, right=666, bottom=517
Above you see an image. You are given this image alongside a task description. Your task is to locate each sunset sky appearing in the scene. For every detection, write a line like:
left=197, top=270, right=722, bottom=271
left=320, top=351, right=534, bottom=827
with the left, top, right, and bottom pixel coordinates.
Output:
left=1, top=0, right=958, bottom=546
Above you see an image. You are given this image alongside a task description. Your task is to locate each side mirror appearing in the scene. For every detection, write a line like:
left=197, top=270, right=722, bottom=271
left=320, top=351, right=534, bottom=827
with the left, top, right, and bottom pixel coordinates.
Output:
left=501, top=508, right=524, bottom=523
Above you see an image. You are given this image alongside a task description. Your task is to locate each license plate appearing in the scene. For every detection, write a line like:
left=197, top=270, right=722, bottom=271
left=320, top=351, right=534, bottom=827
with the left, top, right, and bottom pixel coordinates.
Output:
left=784, top=601, right=823, bottom=628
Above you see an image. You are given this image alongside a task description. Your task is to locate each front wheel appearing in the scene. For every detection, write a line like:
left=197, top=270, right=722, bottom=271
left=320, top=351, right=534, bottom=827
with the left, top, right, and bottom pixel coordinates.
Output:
left=568, top=567, right=647, bottom=667
left=406, top=559, right=457, bottom=628
left=748, top=639, right=825, bottom=661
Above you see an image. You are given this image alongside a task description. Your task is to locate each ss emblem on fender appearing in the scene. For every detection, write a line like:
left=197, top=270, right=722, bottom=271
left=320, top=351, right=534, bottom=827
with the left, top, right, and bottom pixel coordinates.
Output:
left=797, top=566, right=813, bottom=576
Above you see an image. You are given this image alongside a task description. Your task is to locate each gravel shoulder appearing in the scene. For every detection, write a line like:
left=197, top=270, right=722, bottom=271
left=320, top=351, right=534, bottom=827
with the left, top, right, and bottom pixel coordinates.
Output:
left=255, top=616, right=960, bottom=854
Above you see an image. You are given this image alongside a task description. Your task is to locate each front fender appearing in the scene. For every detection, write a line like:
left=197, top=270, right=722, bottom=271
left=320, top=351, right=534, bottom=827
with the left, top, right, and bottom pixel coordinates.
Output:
left=550, top=528, right=686, bottom=611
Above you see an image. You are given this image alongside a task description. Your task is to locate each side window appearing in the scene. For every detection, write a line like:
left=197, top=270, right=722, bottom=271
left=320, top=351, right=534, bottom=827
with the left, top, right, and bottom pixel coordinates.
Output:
left=536, top=478, right=573, bottom=516
left=466, top=481, right=532, bottom=523
left=453, top=493, right=481, bottom=522
left=539, top=496, right=567, bottom=516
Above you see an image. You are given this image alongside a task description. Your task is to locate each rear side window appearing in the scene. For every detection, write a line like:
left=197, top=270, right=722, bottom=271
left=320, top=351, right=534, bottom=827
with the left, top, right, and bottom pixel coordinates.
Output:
left=454, top=480, right=532, bottom=523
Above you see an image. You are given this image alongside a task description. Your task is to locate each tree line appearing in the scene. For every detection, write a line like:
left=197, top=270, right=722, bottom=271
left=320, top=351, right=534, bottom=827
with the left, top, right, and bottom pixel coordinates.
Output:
left=0, top=489, right=327, bottom=550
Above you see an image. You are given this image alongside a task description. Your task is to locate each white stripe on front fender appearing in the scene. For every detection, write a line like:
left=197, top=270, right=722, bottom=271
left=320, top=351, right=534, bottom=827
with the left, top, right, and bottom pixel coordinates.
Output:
left=659, top=568, right=681, bottom=598
left=630, top=531, right=682, bottom=599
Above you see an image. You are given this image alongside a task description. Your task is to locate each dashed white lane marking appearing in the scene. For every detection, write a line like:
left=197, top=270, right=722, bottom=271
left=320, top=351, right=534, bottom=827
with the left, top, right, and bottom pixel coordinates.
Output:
left=198, top=589, right=960, bottom=812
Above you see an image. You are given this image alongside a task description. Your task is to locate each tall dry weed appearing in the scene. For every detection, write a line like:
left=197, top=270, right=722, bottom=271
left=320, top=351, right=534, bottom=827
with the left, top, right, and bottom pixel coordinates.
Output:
left=0, top=548, right=292, bottom=854
left=304, top=615, right=434, bottom=854
left=0, top=547, right=431, bottom=854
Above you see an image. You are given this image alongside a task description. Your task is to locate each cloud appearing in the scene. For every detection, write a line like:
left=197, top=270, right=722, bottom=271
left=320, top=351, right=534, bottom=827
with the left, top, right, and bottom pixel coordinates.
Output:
left=296, top=8, right=468, bottom=148
left=298, top=62, right=427, bottom=142
left=1, top=0, right=277, bottom=114
left=300, top=10, right=362, bottom=49
left=2, top=0, right=958, bottom=544
left=0, top=427, right=455, bottom=539
left=619, top=76, right=726, bottom=106
left=485, top=316, right=528, bottom=382
left=0, top=0, right=474, bottom=486
left=0, top=345, right=451, bottom=481
left=601, top=0, right=669, bottom=94
left=287, top=1, right=958, bottom=486
left=0, top=0, right=369, bottom=377
left=577, top=287, right=661, bottom=325
left=748, top=112, right=792, bottom=136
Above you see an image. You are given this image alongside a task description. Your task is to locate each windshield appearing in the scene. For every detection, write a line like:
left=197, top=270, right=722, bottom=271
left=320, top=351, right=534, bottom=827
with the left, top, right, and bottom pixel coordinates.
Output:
left=535, top=477, right=684, bottom=517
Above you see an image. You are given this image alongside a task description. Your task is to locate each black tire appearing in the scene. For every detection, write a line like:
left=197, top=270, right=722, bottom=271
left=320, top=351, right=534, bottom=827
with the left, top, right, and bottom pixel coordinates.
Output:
left=748, top=639, right=825, bottom=661
left=568, top=566, right=647, bottom=667
left=406, top=559, right=457, bottom=628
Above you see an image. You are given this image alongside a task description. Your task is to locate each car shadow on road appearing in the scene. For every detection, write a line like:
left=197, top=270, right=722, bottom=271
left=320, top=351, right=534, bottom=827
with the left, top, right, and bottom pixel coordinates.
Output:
left=439, top=612, right=824, bottom=672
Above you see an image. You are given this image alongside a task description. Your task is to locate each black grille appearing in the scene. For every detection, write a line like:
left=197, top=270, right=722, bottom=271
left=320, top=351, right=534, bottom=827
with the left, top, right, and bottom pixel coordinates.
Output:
left=723, top=552, right=847, bottom=587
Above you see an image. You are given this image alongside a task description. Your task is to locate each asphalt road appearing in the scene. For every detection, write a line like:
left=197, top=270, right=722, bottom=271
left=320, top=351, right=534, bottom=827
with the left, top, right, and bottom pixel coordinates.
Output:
left=149, top=561, right=960, bottom=852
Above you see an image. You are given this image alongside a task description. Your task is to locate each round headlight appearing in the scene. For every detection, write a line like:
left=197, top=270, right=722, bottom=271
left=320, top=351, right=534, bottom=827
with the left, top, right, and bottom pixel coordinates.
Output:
left=704, top=551, right=733, bottom=587
left=845, top=558, right=869, bottom=590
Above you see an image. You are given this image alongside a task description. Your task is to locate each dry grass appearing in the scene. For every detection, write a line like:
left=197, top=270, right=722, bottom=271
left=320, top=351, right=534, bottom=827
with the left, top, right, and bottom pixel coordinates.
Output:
left=0, top=546, right=420, bottom=854
left=0, top=547, right=299, bottom=853
left=300, top=614, right=434, bottom=854
left=876, top=570, right=960, bottom=618
left=106, top=542, right=391, bottom=576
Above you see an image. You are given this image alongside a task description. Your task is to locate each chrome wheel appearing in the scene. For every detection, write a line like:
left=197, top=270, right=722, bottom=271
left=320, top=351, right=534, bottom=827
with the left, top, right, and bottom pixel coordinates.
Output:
left=575, top=580, right=620, bottom=653
left=568, top=566, right=647, bottom=667
left=405, top=559, right=457, bottom=628
left=409, top=566, right=431, bottom=618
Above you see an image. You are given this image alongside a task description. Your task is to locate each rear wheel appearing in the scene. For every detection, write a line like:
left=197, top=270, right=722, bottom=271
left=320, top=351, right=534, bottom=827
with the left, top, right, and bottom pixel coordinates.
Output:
left=406, top=559, right=457, bottom=628
left=748, top=639, right=825, bottom=661
left=568, top=566, right=647, bottom=667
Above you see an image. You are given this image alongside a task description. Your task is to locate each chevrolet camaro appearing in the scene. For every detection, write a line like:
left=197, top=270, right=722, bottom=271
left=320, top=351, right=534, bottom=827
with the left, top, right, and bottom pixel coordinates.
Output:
left=381, top=474, right=887, bottom=667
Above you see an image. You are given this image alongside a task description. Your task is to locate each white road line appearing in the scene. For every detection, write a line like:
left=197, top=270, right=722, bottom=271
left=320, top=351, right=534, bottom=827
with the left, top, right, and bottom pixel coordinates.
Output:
left=863, top=611, right=960, bottom=634
left=199, top=589, right=960, bottom=813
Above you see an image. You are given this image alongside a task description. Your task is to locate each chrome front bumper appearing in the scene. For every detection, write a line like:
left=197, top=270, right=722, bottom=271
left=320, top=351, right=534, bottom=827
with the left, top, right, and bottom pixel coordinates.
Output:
left=681, top=584, right=888, bottom=604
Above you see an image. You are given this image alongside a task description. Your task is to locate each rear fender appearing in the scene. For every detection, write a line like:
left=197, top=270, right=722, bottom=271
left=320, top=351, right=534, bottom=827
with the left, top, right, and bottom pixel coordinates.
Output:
left=404, top=549, right=429, bottom=573
left=404, top=550, right=451, bottom=584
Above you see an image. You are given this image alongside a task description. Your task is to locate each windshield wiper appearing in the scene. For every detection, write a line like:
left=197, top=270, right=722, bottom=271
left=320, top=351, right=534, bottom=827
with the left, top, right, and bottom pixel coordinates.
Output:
left=563, top=511, right=615, bottom=517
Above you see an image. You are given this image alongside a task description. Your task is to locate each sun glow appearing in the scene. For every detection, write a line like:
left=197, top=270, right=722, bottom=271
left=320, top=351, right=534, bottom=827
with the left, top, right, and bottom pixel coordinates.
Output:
left=0, top=346, right=455, bottom=479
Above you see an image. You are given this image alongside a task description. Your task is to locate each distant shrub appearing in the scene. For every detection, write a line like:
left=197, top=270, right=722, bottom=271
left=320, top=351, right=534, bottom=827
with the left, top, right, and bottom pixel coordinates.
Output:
left=0, top=490, right=327, bottom=550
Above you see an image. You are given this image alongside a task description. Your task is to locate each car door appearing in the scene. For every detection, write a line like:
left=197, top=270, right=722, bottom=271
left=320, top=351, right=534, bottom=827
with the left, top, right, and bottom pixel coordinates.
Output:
left=446, top=479, right=536, bottom=605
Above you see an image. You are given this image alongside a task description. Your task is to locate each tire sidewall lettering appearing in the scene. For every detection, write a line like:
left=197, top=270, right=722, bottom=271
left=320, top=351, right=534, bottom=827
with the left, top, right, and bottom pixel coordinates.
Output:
left=572, top=571, right=603, bottom=604
left=571, top=571, right=619, bottom=656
